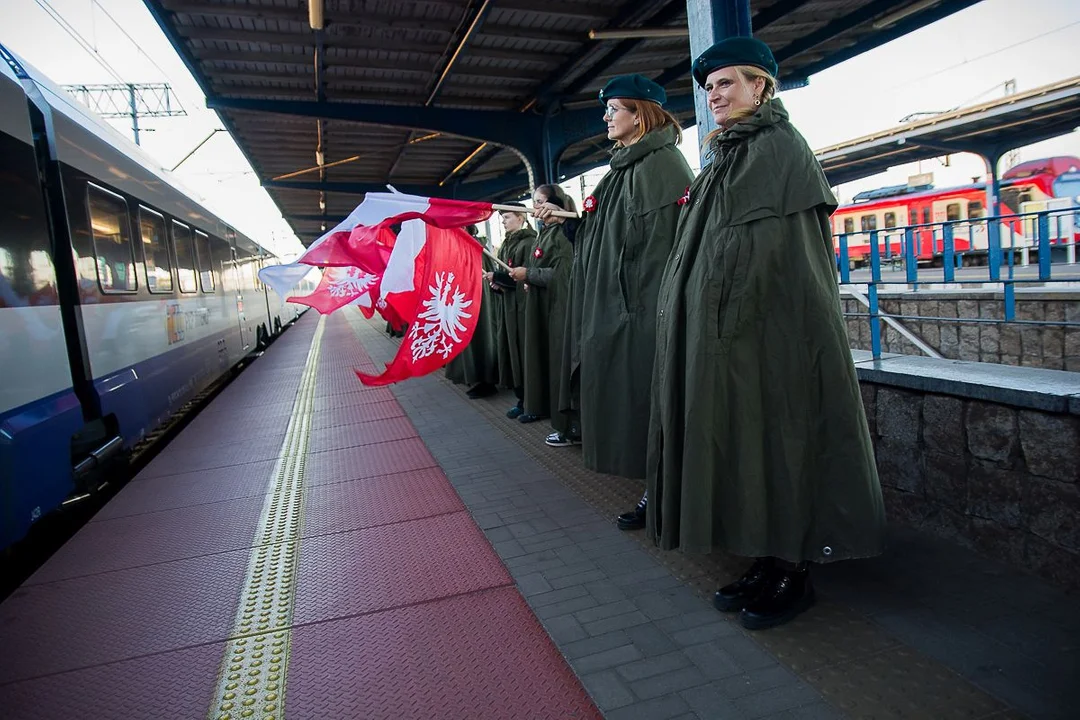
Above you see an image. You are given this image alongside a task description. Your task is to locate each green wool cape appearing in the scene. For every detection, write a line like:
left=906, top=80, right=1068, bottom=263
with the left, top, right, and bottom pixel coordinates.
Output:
left=493, top=226, right=536, bottom=389
left=445, top=240, right=497, bottom=387
left=522, top=221, right=574, bottom=419
left=645, top=99, right=885, bottom=563
left=563, top=125, right=694, bottom=478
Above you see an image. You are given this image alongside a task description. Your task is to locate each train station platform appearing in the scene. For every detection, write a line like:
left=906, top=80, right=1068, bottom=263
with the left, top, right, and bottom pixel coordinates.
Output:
left=1, top=309, right=1076, bottom=719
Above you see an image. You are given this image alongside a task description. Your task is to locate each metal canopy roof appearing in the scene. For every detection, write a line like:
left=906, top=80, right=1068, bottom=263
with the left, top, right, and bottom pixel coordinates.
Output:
left=145, top=0, right=984, bottom=244
left=818, top=76, right=1080, bottom=186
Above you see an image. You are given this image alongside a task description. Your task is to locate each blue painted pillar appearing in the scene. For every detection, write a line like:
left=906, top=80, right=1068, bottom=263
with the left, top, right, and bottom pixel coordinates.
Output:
left=687, top=0, right=752, bottom=167
left=983, top=151, right=1003, bottom=281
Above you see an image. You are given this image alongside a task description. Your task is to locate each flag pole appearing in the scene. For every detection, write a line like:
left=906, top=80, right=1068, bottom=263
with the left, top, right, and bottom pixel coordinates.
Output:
left=482, top=246, right=513, bottom=272
left=491, top=203, right=577, bottom=219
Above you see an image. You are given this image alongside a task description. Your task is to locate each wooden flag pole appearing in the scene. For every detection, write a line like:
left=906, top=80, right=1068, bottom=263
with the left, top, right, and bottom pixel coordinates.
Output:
left=482, top=246, right=513, bottom=272
left=490, top=203, right=578, bottom=218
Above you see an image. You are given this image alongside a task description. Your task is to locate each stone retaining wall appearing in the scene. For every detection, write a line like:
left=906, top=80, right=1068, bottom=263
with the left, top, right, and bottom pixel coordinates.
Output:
left=842, top=292, right=1080, bottom=371
left=859, top=382, right=1080, bottom=592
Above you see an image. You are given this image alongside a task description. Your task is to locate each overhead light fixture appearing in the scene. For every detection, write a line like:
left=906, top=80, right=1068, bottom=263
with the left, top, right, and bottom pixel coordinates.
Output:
left=872, top=0, right=941, bottom=30
left=315, top=149, right=324, bottom=166
left=318, top=195, right=326, bottom=211
left=588, top=27, right=688, bottom=40
left=309, top=0, right=324, bottom=30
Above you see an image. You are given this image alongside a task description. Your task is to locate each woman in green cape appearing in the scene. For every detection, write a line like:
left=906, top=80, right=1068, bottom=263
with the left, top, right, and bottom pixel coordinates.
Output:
left=486, top=206, right=536, bottom=418
left=646, top=37, right=885, bottom=631
left=557, top=74, right=694, bottom=504
left=507, top=185, right=576, bottom=426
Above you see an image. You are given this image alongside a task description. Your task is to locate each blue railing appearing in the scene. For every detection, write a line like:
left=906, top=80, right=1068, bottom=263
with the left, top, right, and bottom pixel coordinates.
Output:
left=834, top=207, right=1080, bottom=359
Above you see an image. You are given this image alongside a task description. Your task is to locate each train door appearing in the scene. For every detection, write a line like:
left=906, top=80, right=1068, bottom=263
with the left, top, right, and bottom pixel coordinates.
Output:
left=222, top=227, right=248, bottom=351
left=931, top=199, right=966, bottom=255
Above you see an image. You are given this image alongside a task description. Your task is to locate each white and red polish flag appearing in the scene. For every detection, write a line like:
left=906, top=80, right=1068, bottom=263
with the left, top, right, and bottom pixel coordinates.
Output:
left=356, top=215, right=490, bottom=386
left=287, top=265, right=382, bottom=317
left=279, top=191, right=494, bottom=385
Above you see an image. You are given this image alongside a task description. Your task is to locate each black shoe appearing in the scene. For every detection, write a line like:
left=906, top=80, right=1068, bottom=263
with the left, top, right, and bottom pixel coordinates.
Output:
left=518, top=413, right=547, bottom=424
left=466, top=382, right=497, bottom=399
left=739, top=568, right=816, bottom=630
left=506, top=405, right=523, bottom=419
left=713, top=558, right=775, bottom=612
left=616, top=497, right=646, bottom=531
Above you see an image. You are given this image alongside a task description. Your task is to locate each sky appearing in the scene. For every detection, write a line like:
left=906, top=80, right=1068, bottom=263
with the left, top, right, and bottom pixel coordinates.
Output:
left=2, top=0, right=1078, bottom=256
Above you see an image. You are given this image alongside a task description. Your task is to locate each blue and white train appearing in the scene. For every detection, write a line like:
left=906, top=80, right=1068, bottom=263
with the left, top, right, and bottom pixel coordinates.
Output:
left=0, top=45, right=306, bottom=551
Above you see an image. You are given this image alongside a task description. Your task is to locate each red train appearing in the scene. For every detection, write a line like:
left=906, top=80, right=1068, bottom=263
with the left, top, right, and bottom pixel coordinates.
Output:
left=832, top=155, right=1080, bottom=268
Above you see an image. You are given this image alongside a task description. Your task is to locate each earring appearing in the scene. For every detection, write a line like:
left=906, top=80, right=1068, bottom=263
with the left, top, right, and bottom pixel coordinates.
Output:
left=754, top=97, right=761, bottom=106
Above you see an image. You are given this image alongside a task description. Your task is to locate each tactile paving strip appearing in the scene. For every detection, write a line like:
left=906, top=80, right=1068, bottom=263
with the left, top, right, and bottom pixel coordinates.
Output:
left=207, top=316, right=325, bottom=720
left=293, top=511, right=511, bottom=624
left=286, top=585, right=602, bottom=720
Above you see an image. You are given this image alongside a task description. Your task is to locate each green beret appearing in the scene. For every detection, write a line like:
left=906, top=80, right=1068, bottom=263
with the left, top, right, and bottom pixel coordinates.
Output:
left=692, top=37, right=778, bottom=88
left=598, top=74, right=667, bottom=106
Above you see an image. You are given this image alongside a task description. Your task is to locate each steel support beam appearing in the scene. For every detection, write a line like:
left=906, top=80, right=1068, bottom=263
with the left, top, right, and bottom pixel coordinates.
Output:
left=687, top=0, right=752, bottom=165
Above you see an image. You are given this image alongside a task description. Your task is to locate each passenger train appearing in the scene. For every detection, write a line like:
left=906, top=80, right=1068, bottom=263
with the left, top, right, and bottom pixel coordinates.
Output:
left=0, top=45, right=306, bottom=552
left=832, top=156, right=1080, bottom=268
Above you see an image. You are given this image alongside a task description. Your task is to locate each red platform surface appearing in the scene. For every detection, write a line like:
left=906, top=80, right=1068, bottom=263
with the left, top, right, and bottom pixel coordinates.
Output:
left=286, top=586, right=601, bottom=719
left=0, top=312, right=601, bottom=719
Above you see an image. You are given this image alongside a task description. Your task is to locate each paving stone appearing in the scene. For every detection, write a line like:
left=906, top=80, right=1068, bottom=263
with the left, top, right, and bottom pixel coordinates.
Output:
left=632, top=666, right=710, bottom=700
left=616, top=651, right=695, bottom=682
left=625, top=623, right=680, bottom=655
left=574, top=600, right=639, bottom=624
left=530, top=585, right=592, bottom=609
left=584, top=611, right=652, bottom=636
left=580, top=670, right=635, bottom=710
left=571, top=644, right=644, bottom=675
left=561, top=631, right=632, bottom=660
left=535, top=595, right=599, bottom=620
left=733, top=683, right=825, bottom=719
left=605, top=694, right=693, bottom=720
left=543, top=614, right=588, bottom=644
left=680, top=682, right=744, bottom=718
left=684, top=640, right=744, bottom=680
left=515, top=572, right=554, bottom=596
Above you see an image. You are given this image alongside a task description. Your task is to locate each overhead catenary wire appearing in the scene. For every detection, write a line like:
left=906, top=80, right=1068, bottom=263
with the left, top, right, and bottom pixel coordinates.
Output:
left=34, top=0, right=126, bottom=84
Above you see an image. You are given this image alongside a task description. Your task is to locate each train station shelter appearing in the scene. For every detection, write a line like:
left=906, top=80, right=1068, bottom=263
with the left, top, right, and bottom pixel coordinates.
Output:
left=146, top=0, right=985, bottom=244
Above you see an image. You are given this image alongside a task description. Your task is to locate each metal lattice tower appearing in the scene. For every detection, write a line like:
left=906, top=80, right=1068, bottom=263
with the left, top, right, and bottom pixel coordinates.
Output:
left=61, top=83, right=186, bottom=145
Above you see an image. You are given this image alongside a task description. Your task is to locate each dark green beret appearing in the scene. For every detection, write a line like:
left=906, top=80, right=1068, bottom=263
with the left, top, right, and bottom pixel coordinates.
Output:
left=598, top=74, right=667, bottom=106
left=692, top=36, right=778, bottom=88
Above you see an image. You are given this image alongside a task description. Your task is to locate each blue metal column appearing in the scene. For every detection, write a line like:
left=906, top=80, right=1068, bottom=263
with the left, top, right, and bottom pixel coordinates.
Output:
left=983, top=150, right=1003, bottom=281
left=687, top=0, right=752, bottom=167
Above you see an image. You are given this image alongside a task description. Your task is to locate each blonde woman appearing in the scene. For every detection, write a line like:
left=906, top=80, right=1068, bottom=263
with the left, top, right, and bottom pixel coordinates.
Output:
left=646, top=37, right=885, bottom=630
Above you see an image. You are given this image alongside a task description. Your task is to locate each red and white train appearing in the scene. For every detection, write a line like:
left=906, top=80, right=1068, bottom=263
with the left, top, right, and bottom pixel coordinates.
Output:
left=832, top=156, right=1080, bottom=268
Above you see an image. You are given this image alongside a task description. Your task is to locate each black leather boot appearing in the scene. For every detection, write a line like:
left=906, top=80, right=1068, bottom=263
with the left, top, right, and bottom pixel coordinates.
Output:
left=616, top=494, right=646, bottom=530
left=739, top=565, right=815, bottom=630
left=713, top=558, right=775, bottom=612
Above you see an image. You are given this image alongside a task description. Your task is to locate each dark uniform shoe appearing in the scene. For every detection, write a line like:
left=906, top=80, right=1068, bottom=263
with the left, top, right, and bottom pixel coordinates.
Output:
left=739, top=568, right=815, bottom=630
left=713, top=558, right=775, bottom=612
left=616, top=496, right=647, bottom=530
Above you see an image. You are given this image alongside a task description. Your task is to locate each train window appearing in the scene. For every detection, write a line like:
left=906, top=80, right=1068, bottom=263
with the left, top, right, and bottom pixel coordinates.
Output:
left=138, top=207, right=172, bottom=293
left=910, top=209, right=918, bottom=225
left=195, top=231, right=215, bottom=292
left=884, top=212, right=897, bottom=229
left=860, top=214, right=877, bottom=231
left=87, top=184, right=136, bottom=292
left=922, top=208, right=931, bottom=223
left=172, top=220, right=197, bottom=293
left=842, top=217, right=854, bottom=233
left=968, top=201, right=985, bottom=219
left=946, top=203, right=962, bottom=221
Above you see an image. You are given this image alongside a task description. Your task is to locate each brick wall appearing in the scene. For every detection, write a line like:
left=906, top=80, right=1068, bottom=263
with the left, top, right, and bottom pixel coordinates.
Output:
left=861, top=383, right=1080, bottom=592
left=842, top=293, right=1080, bottom=371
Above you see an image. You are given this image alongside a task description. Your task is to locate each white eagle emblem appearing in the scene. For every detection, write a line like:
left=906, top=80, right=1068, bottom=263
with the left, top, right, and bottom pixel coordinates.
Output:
left=327, top=267, right=378, bottom=298
left=409, top=271, right=473, bottom=361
